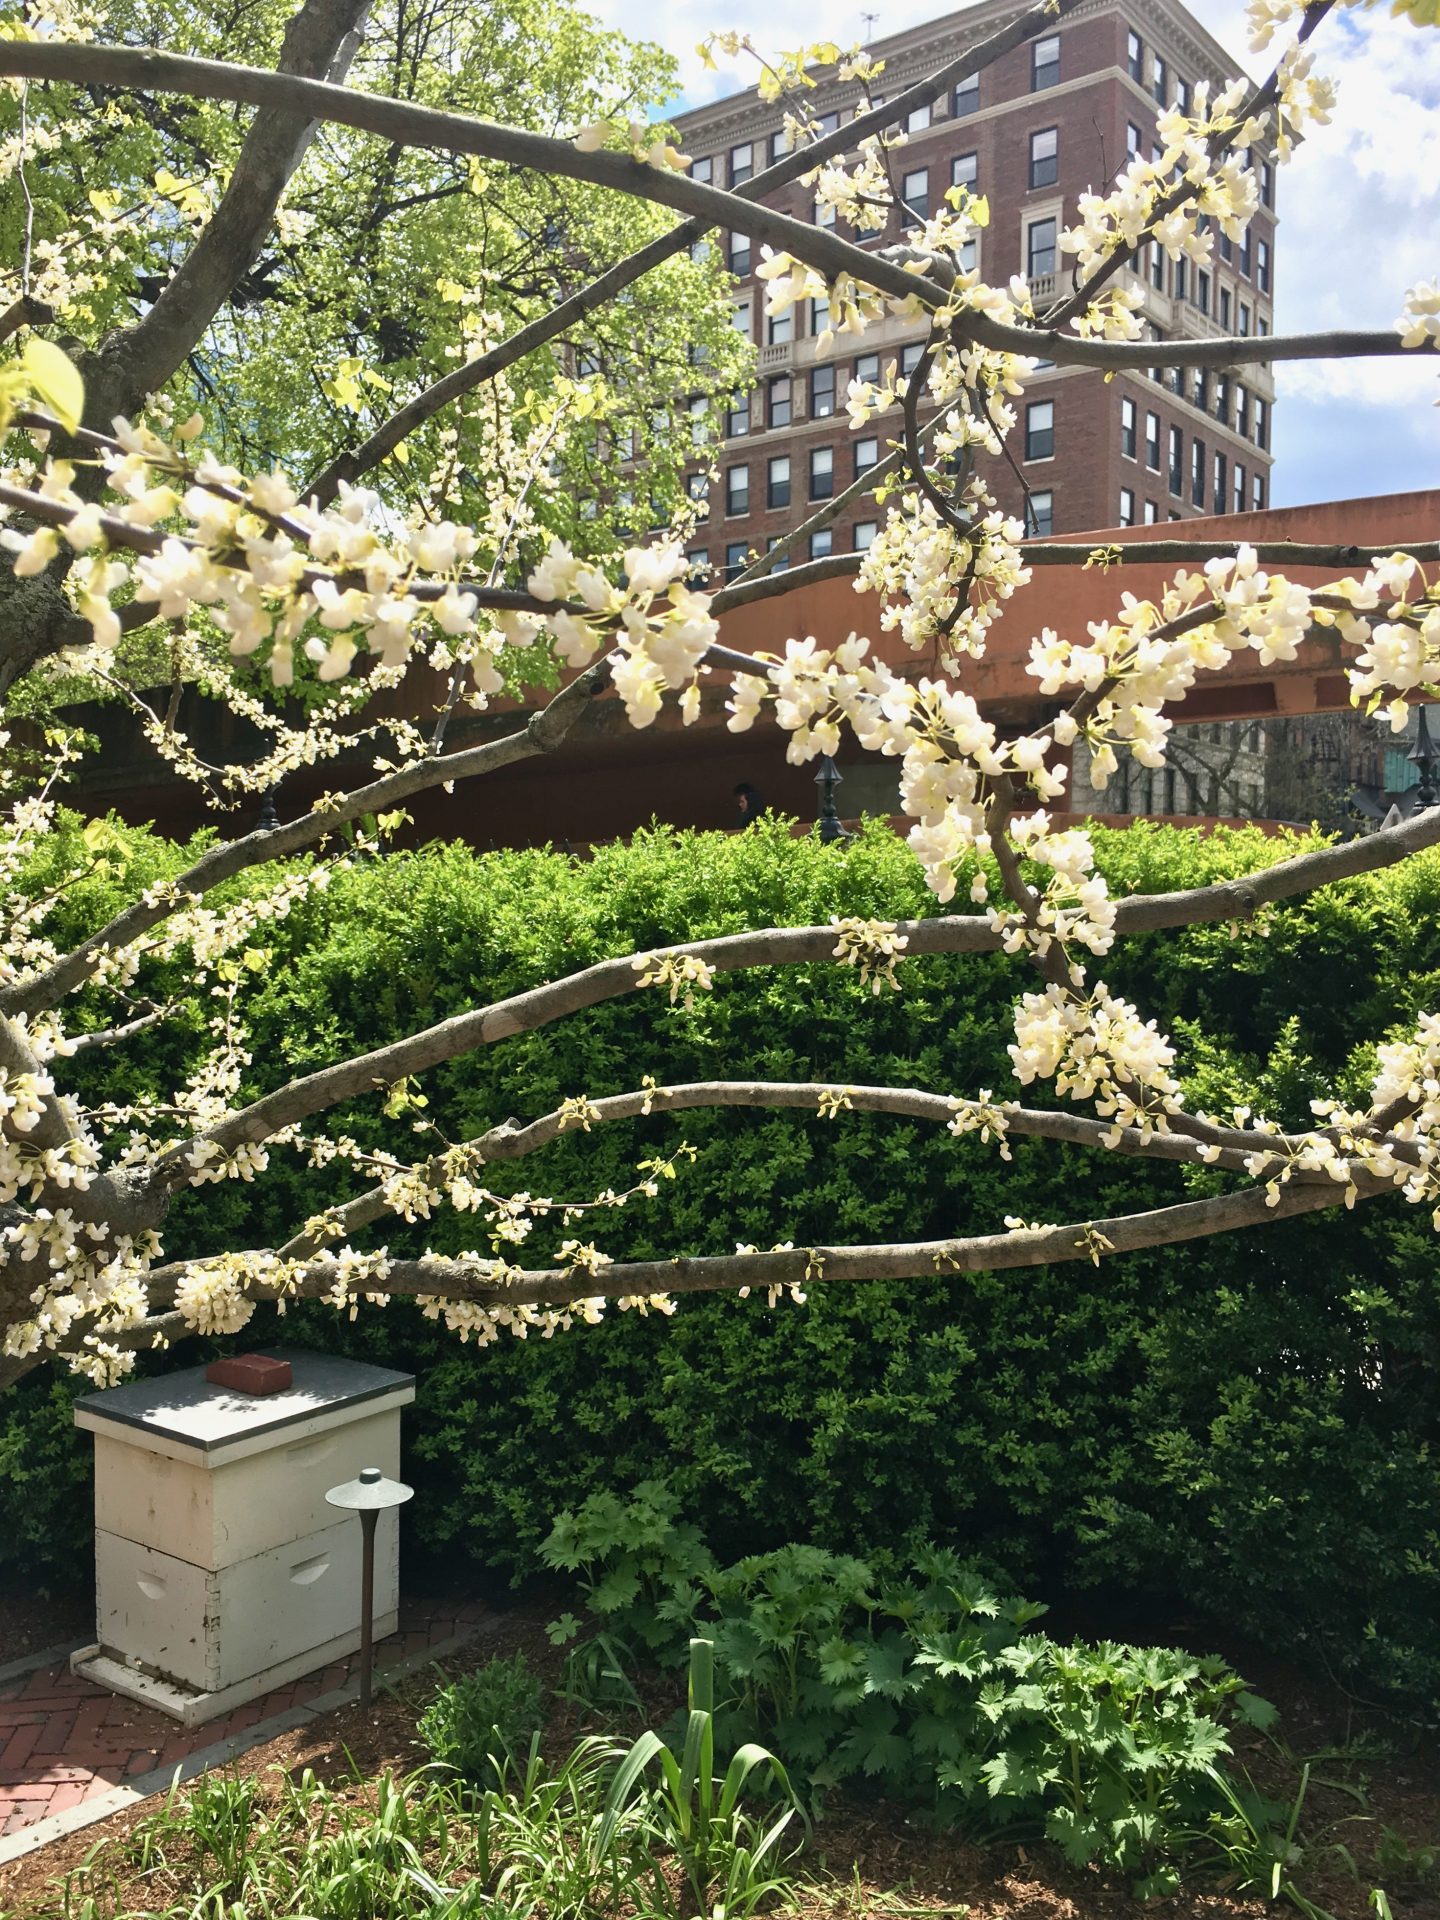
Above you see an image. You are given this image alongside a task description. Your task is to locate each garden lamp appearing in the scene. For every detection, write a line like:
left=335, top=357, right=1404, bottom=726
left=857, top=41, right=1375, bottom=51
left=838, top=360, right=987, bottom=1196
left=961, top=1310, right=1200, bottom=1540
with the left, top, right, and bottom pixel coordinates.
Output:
left=815, top=754, right=849, bottom=843
left=325, top=1465, right=414, bottom=1711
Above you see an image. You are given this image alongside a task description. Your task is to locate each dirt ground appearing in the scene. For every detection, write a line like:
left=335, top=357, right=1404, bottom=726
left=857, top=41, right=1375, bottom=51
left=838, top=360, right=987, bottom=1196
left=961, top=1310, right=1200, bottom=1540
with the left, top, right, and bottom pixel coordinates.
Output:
left=0, top=1596, right=1435, bottom=1920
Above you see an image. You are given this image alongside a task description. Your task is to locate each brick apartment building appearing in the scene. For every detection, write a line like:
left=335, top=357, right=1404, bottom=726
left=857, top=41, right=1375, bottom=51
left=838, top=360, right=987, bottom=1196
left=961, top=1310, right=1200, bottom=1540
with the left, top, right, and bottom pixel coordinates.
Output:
left=670, top=0, right=1277, bottom=579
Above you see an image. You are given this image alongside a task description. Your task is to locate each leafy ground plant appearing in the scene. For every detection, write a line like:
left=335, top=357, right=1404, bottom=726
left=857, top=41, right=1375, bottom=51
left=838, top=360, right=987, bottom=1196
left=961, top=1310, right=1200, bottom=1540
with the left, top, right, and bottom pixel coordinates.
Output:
left=543, top=1494, right=1281, bottom=1893
left=416, top=1651, right=544, bottom=1780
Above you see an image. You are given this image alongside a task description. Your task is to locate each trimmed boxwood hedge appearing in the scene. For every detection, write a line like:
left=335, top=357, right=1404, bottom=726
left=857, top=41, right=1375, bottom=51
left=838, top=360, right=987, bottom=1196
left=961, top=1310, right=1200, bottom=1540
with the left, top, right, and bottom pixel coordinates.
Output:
left=5, top=814, right=1438, bottom=1702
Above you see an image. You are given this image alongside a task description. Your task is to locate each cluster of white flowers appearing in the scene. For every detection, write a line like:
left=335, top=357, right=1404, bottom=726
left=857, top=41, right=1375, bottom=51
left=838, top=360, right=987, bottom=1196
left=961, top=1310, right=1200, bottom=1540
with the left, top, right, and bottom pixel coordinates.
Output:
left=830, top=916, right=909, bottom=993
left=632, top=950, right=717, bottom=1008
left=1397, top=281, right=1440, bottom=352
left=1009, top=981, right=1183, bottom=1134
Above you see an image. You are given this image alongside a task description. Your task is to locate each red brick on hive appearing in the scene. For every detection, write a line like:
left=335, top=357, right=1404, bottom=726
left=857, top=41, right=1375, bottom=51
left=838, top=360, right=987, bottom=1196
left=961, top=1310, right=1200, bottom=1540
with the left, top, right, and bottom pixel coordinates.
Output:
left=204, top=1353, right=293, bottom=1395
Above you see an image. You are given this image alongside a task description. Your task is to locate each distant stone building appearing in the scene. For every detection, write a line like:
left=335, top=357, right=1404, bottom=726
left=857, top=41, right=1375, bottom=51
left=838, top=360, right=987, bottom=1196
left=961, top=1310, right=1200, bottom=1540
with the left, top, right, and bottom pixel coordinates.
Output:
left=669, top=0, right=1278, bottom=578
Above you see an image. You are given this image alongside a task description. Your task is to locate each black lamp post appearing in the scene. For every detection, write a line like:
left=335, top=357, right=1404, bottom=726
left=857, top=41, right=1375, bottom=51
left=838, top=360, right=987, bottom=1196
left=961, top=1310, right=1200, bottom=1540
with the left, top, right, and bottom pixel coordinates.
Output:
left=324, top=1465, right=414, bottom=1711
left=815, top=755, right=850, bottom=843
left=1409, top=705, right=1437, bottom=812
left=257, top=785, right=280, bottom=832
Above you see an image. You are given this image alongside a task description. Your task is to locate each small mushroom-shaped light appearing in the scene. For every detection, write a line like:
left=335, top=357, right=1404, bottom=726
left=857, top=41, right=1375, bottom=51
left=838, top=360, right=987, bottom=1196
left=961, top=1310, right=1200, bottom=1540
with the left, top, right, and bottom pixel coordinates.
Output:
left=325, top=1467, right=414, bottom=1710
left=325, top=1464, right=414, bottom=1512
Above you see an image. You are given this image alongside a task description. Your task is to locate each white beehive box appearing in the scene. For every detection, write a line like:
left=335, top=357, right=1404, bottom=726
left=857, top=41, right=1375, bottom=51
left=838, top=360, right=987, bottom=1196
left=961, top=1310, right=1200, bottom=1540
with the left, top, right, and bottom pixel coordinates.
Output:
left=71, top=1349, right=415, bottom=1725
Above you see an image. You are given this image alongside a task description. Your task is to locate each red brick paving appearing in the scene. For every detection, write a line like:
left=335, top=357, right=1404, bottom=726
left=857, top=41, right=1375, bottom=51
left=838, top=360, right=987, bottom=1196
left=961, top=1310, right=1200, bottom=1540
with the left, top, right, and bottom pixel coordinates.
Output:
left=0, top=1600, right=488, bottom=1840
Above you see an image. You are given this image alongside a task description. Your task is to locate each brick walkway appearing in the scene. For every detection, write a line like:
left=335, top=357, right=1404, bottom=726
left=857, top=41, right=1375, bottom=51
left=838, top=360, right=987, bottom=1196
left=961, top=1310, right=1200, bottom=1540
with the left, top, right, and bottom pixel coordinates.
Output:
left=0, top=1597, right=490, bottom=1850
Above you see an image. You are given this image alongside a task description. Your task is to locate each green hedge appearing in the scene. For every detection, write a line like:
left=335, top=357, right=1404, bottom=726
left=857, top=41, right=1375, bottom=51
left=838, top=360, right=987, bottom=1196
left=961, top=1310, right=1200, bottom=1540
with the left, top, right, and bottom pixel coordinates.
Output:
left=5, top=816, right=1439, bottom=1702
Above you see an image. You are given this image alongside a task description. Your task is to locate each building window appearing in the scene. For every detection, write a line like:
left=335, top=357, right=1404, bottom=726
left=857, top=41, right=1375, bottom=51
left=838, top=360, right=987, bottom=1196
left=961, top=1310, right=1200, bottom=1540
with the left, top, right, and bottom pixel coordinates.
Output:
left=1174, top=256, right=1188, bottom=303
left=809, top=528, right=833, bottom=560
left=767, top=309, right=792, bottom=346
left=1254, top=397, right=1268, bottom=450
left=1028, top=127, right=1058, bottom=190
left=768, top=374, right=792, bottom=428
left=689, top=396, right=709, bottom=447
left=855, top=351, right=880, bottom=386
left=809, top=446, right=834, bottom=499
left=1256, top=237, right=1271, bottom=294
left=1153, top=54, right=1168, bottom=103
left=1196, top=269, right=1211, bottom=315
left=1194, top=368, right=1210, bottom=412
left=1219, top=230, right=1233, bottom=265
left=1213, top=449, right=1228, bottom=515
left=899, top=341, right=924, bottom=383
left=1176, top=75, right=1191, bottom=113
left=952, top=150, right=978, bottom=193
left=811, top=364, right=835, bottom=418
left=1191, top=437, right=1206, bottom=508
left=854, top=436, right=879, bottom=476
left=685, top=548, right=709, bottom=581
left=953, top=71, right=979, bottom=116
left=730, top=142, right=753, bottom=187
left=1261, top=159, right=1275, bottom=207
left=902, top=167, right=929, bottom=220
left=1126, top=120, right=1143, bottom=157
left=1215, top=375, right=1230, bottom=426
left=1149, top=243, right=1165, bottom=291
left=1253, top=472, right=1266, bottom=510
left=1145, top=409, right=1160, bottom=470
left=1220, top=286, right=1232, bottom=331
left=810, top=295, right=830, bottom=336
left=1168, top=424, right=1183, bottom=495
left=724, top=540, right=747, bottom=581
left=814, top=196, right=836, bottom=228
left=1025, top=399, right=1055, bottom=461
left=1121, top=395, right=1137, bottom=459
left=853, top=520, right=877, bottom=552
left=1127, top=29, right=1144, bottom=83
left=1143, top=499, right=1159, bottom=524
left=727, top=391, right=749, bottom=437
left=1027, top=217, right=1057, bottom=278
left=1119, top=486, right=1135, bottom=526
left=1027, top=489, right=1054, bottom=537
left=1240, top=230, right=1252, bottom=279
left=726, top=465, right=749, bottom=515
left=768, top=128, right=789, bottom=165
left=906, top=102, right=931, bottom=132
left=729, top=233, right=750, bottom=277
left=731, top=298, right=753, bottom=341
left=1234, top=462, right=1247, bottom=513
left=1238, top=301, right=1251, bottom=337
left=691, top=156, right=712, bottom=185
left=686, top=471, right=709, bottom=519
left=1236, top=385, right=1250, bottom=438
left=1032, top=33, right=1060, bottom=89
left=767, top=455, right=790, bottom=509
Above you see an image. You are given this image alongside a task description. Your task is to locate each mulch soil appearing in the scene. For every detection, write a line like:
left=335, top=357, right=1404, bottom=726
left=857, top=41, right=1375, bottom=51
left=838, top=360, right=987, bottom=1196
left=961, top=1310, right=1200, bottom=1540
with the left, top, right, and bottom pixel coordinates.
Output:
left=0, top=1596, right=1435, bottom=1920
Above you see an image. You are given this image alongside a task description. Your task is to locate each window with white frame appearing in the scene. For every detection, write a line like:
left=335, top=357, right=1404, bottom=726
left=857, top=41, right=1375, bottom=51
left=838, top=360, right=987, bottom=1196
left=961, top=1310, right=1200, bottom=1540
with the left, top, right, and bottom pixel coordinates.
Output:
left=906, top=102, right=931, bottom=131
left=1027, top=217, right=1057, bottom=277
left=902, top=167, right=928, bottom=220
left=730, top=142, right=753, bottom=186
left=1025, top=399, right=1055, bottom=461
left=953, top=71, right=979, bottom=115
left=1028, top=127, right=1058, bottom=190
left=1027, top=490, right=1054, bottom=536
left=768, top=374, right=792, bottom=428
left=767, top=455, right=790, bottom=508
left=1032, top=33, right=1059, bottom=89
left=952, top=150, right=978, bottom=192
left=810, top=527, right=833, bottom=559
left=1145, top=410, right=1160, bottom=469
left=1121, top=395, right=1137, bottom=458
left=809, top=446, right=834, bottom=499
left=726, top=464, right=749, bottom=514
left=854, top=436, right=879, bottom=476
left=1119, top=487, right=1135, bottom=526
left=853, top=520, right=877, bottom=551
left=811, top=364, right=835, bottom=418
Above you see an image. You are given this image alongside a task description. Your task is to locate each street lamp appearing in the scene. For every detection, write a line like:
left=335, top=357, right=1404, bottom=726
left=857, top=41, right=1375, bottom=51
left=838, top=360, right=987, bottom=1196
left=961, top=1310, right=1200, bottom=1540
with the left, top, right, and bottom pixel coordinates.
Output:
left=325, top=1465, right=414, bottom=1711
left=1409, top=705, right=1437, bottom=812
left=815, top=755, right=850, bottom=843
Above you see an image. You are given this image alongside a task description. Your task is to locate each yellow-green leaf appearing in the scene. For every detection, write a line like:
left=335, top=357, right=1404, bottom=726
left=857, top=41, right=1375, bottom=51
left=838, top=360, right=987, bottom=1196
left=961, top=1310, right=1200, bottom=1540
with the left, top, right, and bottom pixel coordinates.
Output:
left=21, top=338, right=84, bottom=433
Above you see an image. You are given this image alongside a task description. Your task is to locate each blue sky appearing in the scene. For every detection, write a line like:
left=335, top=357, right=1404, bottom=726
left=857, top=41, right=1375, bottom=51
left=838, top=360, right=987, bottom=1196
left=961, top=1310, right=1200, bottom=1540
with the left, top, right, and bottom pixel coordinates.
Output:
left=599, top=0, right=1439, bottom=509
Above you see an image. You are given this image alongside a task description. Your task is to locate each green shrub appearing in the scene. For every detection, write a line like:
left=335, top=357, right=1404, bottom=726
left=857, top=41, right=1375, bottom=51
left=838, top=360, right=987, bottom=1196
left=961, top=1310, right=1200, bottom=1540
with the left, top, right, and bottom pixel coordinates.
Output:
left=545, top=1489, right=1277, bottom=1896
left=6, top=814, right=1439, bottom=1703
left=417, top=1651, right=545, bottom=1778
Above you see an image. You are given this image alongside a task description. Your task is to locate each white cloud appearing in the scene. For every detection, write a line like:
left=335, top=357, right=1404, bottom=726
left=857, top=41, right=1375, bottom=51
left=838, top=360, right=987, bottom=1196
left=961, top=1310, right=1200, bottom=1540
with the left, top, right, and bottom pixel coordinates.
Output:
left=598, top=0, right=1438, bottom=504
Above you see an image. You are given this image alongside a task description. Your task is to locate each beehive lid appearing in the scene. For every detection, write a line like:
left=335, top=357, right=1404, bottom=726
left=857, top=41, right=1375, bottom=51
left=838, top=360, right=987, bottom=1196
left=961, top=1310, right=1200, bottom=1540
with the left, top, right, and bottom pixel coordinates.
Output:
left=75, top=1348, right=415, bottom=1458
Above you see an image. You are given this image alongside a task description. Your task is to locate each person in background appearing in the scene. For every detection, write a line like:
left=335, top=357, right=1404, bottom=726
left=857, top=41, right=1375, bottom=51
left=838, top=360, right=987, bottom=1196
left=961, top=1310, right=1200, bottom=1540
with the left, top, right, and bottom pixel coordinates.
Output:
left=734, top=781, right=767, bottom=826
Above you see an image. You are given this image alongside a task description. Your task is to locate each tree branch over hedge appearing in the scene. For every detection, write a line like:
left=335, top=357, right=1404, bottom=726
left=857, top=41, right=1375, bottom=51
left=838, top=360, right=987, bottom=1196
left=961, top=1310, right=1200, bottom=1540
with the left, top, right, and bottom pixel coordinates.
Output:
left=161, top=804, right=1440, bottom=1178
